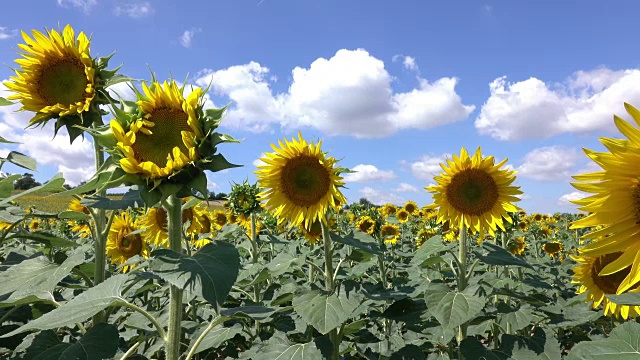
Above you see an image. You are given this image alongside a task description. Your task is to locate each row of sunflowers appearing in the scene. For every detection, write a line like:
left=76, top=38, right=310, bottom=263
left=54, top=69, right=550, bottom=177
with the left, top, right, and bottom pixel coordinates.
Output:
left=0, top=24, right=639, bottom=359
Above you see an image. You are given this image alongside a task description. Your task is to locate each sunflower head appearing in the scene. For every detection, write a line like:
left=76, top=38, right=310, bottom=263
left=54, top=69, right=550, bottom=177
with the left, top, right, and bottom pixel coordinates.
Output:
left=356, top=215, right=376, bottom=235
left=211, top=210, right=228, bottom=230
left=106, top=212, right=149, bottom=273
left=416, top=228, right=436, bottom=248
left=68, top=197, right=90, bottom=214
left=572, top=252, right=640, bottom=319
left=403, top=201, right=418, bottom=215
left=381, top=223, right=400, bottom=245
left=425, top=147, right=522, bottom=236
left=28, top=219, right=40, bottom=231
left=396, top=209, right=410, bottom=223
left=255, top=132, right=347, bottom=228
left=2, top=25, right=122, bottom=142
left=227, top=180, right=261, bottom=216
left=380, top=204, right=398, bottom=218
left=543, top=241, right=563, bottom=257
left=507, top=236, right=526, bottom=255
left=85, top=79, right=239, bottom=206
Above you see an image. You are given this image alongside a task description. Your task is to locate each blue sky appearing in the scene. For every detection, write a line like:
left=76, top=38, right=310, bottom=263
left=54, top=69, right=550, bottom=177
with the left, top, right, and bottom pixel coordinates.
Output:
left=0, top=0, right=636, bottom=213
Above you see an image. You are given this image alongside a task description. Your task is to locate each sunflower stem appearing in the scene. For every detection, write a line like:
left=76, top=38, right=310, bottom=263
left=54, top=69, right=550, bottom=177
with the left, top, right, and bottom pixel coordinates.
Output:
left=457, top=223, right=469, bottom=349
left=322, top=221, right=340, bottom=360
left=91, top=124, right=108, bottom=325
left=165, top=194, right=183, bottom=360
left=250, top=213, right=262, bottom=336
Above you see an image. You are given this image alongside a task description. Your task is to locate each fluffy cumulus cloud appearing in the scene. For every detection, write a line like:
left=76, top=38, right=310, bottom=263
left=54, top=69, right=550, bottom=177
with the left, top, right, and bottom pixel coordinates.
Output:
left=114, top=1, right=154, bottom=18
left=394, top=182, right=420, bottom=193
left=0, top=26, right=17, bottom=40
left=392, top=54, right=418, bottom=71
left=516, top=146, right=579, bottom=181
left=358, top=187, right=406, bottom=205
left=180, top=28, right=202, bottom=48
left=0, top=83, right=94, bottom=185
left=406, top=154, right=448, bottom=181
left=558, top=191, right=588, bottom=206
left=195, top=49, right=474, bottom=137
left=476, top=68, right=640, bottom=141
left=343, top=164, right=396, bottom=183
left=56, top=0, right=97, bottom=13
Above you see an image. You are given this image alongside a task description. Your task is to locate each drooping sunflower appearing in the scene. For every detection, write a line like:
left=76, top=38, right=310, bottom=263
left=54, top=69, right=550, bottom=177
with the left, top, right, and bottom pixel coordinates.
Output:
left=380, top=204, right=398, bottom=218
left=403, top=201, right=418, bottom=215
left=3, top=25, right=119, bottom=141
left=425, top=147, right=522, bottom=236
left=106, top=213, right=148, bottom=273
left=255, top=132, right=347, bottom=228
left=572, top=252, right=640, bottom=319
left=569, top=103, right=640, bottom=294
left=141, top=207, right=169, bottom=247
left=356, top=216, right=376, bottom=235
left=381, top=223, right=400, bottom=245
left=300, top=219, right=323, bottom=245
left=68, top=197, right=90, bottom=214
left=507, top=236, right=526, bottom=256
left=543, top=241, right=563, bottom=258
left=396, top=209, right=410, bottom=223
left=227, top=180, right=261, bottom=217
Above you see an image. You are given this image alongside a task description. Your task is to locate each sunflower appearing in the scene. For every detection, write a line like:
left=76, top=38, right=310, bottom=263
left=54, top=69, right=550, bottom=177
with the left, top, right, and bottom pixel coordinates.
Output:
left=507, top=236, right=526, bottom=256
left=68, top=198, right=90, bottom=214
left=416, top=228, right=436, bottom=248
left=227, top=211, right=237, bottom=225
left=347, top=212, right=356, bottom=224
left=197, top=208, right=213, bottom=234
left=141, top=207, right=169, bottom=247
left=572, top=252, right=640, bottom=319
left=300, top=219, right=323, bottom=245
left=70, top=221, right=91, bottom=238
left=29, top=219, right=40, bottom=231
left=255, top=132, right=347, bottom=228
left=543, top=242, right=563, bottom=258
left=106, top=213, right=148, bottom=273
left=396, top=209, right=410, bottom=223
left=3, top=25, right=118, bottom=140
left=380, top=204, right=398, bottom=218
left=518, top=220, right=528, bottom=231
left=425, top=147, right=521, bottom=236
left=540, top=225, right=554, bottom=237
left=0, top=221, right=11, bottom=231
left=211, top=210, right=228, bottom=230
left=568, top=103, right=640, bottom=294
left=443, top=227, right=460, bottom=242
left=403, top=201, right=418, bottom=215
left=356, top=216, right=376, bottom=235
left=381, top=223, right=400, bottom=245
left=182, top=205, right=203, bottom=237
left=227, top=180, right=261, bottom=216
left=532, top=213, right=543, bottom=222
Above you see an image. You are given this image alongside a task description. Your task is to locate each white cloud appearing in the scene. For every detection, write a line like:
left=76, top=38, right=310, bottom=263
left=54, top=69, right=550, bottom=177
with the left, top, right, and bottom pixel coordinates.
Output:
left=205, top=173, right=219, bottom=191
left=393, top=54, right=418, bottom=71
left=358, top=187, right=406, bottom=206
left=475, top=68, right=640, bottom=141
left=394, top=182, right=420, bottom=193
left=107, top=81, right=137, bottom=101
left=0, top=27, right=17, bottom=40
left=558, top=191, right=588, bottom=206
left=180, top=28, right=202, bottom=48
left=113, top=1, right=154, bottom=18
left=253, top=154, right=267, bottom=168
left=58, top=164, right=95, bottom=186
left=195, top=49, right=474, bottom=137
left=343, top=164, right=396, bottom=183
left=516, top=146, right=579, bottom=181
left=408, top=154, right=447, bottom=181
left=0, top=148, right=10, bottom=157
left=56, top=0, right=97, bottom=13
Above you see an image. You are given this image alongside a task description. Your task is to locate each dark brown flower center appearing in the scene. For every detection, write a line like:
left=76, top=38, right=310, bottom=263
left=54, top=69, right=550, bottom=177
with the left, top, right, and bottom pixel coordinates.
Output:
left=280, top=155, right=330, bottom=207
left=446, top=168, right=499, bottom=216
left=118, top=233, right=143, bottom=257
left=37, top=57, right=88, bottom=106
left=591, top=252, right=632, bottom=294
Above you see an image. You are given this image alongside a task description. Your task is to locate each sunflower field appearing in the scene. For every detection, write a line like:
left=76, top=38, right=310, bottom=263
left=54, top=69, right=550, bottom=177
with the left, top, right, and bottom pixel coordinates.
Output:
left=2, top=24, right=640, bottom=360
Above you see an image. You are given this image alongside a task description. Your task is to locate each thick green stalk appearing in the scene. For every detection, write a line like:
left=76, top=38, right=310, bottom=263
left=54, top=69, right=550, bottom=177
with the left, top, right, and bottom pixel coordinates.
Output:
left=165, top=195, right=183, bottom=360
left=457, top=223, right=468, bottom=345
left=321, top=221, right=339, bottom=360
left=91, top=127, right=107, bottom=324
left=250, top=213, right=262, bottom=335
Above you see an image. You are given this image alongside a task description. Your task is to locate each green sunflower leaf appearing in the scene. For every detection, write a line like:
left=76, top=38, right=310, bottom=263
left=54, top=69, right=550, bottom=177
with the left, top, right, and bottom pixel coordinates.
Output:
left=0, top=135, right=18, bottom=144
left=0, top=97, right=13, bottom=106
left=149, top=241, right=240, bottom=311
left=567, top=321, right=640, bottom=359
left=0, top=274, right=129, bottom=338
left=0, top=173, right=65, bottom=207
left=186, top=323, right=242, bottom=356
left=0, top=247, right=85, bottom=305
left=21, top=323, right=119, bottom=360
left=293, top=288, right=362, bottom=335
left=5, top=151, right=37, bottom=171
left=424, top=284, right=485, bottom=330
left=3, top=231, right=80, bottom=248
left=474, top=242, right=534, bottom=269
left=249, top=334, right=324, bottom=360
left=332, top=232, right=382, bottom=255
left=459, top=338, right=509, bottom=360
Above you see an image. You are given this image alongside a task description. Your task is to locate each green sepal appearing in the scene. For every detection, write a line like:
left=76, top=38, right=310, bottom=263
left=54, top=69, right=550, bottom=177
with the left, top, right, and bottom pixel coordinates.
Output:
left=199, top=153, right=242, bottom=173
left=0, top=97, right=13, bottom=106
